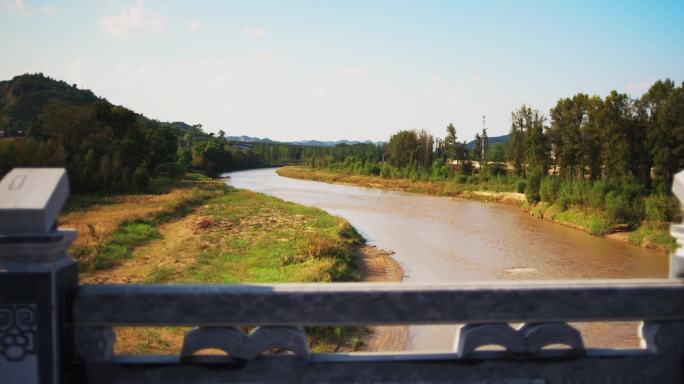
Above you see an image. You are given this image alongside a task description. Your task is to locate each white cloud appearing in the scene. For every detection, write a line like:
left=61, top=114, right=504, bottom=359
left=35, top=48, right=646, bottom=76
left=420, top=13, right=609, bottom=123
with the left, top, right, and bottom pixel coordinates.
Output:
left=186, top=20, right=200, bottom=32
left=334, top=67, right=367, bottom=79
left=41, top=4, right=54, bottom=13
left=244, top=27, right=267, bottom=39
left=1, top=0, right=25, bottom=12
left=100, top=0, right=164, bottom=39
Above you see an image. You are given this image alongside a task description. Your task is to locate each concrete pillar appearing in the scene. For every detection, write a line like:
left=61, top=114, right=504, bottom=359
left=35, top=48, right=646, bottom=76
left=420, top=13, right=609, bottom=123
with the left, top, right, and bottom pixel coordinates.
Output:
left=0, top=168, right=78, bottom=384
left=670, top=170, right=684, bottom=278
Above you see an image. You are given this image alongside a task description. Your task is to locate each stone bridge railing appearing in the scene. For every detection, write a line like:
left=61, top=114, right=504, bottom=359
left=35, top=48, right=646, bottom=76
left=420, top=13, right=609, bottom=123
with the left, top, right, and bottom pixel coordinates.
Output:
left=1, top=168, right=683, bottom=384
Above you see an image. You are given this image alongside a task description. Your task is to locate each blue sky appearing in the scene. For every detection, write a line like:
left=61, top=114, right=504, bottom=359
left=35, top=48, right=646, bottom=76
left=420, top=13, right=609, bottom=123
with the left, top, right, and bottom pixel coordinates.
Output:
left=1, top=0, right=683, bottom=141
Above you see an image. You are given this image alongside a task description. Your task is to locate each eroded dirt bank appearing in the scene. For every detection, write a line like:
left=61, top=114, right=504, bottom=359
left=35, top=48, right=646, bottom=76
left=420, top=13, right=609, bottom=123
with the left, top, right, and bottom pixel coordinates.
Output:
left=355, top=245, right=408, bottom=351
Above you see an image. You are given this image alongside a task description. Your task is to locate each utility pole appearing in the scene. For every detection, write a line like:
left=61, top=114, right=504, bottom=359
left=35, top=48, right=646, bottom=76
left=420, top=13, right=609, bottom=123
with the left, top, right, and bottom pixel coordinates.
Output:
left=481, top=115, right=489, bottom=162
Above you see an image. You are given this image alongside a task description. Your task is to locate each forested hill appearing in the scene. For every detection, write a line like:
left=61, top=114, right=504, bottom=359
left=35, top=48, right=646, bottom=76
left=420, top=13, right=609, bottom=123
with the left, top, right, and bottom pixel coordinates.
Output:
left=0, top=73, right=201, bottom=137
left=0, top=74, right=100, bottom=133
left=0, top=73, right=304, bottom=192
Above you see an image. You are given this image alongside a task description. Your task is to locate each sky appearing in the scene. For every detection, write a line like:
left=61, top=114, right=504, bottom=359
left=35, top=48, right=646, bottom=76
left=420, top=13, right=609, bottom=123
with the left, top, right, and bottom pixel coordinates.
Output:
left=1, top=1, right=683, bottom=142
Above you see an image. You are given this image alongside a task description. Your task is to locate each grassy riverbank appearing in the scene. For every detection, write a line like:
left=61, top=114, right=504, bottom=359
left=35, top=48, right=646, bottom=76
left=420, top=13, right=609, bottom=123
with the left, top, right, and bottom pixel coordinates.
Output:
left=62, top=173, right=401, bottom=353
left=277, top=166, right=677, bottom=252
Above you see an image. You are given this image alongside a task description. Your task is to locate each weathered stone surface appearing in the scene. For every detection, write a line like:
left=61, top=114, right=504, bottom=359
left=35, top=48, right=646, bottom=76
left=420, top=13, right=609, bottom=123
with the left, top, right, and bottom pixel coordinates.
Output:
left=0, top=168, right=69, bottom=235
left=180, top=326, right=309, bottom=361
left=455, top=323, right=525, bottom=357
left=72, top=280, right=684, bottom=326
left=519, top=322, right=584, bottom=355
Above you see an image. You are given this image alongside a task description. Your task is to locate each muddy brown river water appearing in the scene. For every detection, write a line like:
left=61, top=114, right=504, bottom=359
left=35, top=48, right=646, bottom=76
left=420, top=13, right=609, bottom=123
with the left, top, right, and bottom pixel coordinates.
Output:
left=224, top=168, right=668, bottom=351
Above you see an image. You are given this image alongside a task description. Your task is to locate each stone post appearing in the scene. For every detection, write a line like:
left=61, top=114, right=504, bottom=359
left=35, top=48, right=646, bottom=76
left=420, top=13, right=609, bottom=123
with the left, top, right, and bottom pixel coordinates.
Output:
left=670, top=170, right=684, bottom=278
left=0, top=168, right=77, bottom=384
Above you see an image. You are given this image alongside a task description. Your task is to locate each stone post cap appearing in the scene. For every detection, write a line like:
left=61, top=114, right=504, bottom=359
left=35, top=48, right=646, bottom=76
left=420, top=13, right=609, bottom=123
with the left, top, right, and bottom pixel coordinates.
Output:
left=674, top=170, right=684, bottom=210
left=0, top=168, right=69, bottom=235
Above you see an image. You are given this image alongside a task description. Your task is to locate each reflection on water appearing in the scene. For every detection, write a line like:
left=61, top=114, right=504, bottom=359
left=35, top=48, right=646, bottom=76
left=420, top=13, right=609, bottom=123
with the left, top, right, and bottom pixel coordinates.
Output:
left=224, top=168, right=668, bottom=350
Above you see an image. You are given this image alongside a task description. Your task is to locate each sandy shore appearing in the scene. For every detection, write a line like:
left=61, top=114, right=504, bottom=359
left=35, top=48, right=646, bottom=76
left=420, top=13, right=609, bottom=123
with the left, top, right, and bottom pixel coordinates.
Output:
left=355, top=245, right=408, bottom=352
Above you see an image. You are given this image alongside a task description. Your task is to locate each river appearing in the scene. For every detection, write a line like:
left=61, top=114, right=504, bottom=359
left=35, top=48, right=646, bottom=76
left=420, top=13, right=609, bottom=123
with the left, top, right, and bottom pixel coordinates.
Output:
left=223, top=168, right=668, bottom=351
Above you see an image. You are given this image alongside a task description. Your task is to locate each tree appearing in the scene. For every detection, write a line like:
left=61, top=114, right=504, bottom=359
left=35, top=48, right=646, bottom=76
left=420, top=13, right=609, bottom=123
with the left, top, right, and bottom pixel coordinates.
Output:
left=526, top=110, right=549, bottom=174
left=444, top=123, right=459, bottom=159
left=641, top=79, right=676, bottom=185
left=653, top=83, right=684, bottom=186
left=386, top=130, right=419, bottom=168
left=582, top=96, right=604, bottom=180
left=507, top=105, right=532, bottom=176
left=600, top=91, right=643, bottom=182
left=549, top=94, right=588, bottom=178
left=473, top=133, right=482, bottom=162
left=416, top=129, right=434, bottom=168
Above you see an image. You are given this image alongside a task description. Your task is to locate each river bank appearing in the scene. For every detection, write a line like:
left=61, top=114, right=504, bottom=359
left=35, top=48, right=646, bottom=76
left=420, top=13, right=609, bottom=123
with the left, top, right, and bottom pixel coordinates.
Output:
left=276, top=166, right=676, bottom=253
left=61, top=172, right=404, bottom=353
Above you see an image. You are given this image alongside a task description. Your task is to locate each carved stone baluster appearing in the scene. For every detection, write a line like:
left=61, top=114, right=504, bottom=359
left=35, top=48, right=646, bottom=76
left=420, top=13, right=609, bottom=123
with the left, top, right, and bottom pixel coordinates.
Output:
left=180, top=326, right=246, bottom=359
left=669, top=170, right=684, bottom=278
left=236, top=326, right=309, bottom=360
left=454, top=323, right=525, bottom=357
left=180, top=326, right=310, bottom=361
left=519, top=322, right=584, bottom=355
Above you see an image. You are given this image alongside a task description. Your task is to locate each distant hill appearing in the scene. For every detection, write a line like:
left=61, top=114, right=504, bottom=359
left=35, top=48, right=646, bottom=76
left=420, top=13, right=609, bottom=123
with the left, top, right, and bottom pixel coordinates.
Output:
left=465, top=133, right=510, bottom=150
left=0, top=73, right=99, bottom=132
left=0, top=73, right=205, bottom=137
left=227, top=135, right=383, bottom=147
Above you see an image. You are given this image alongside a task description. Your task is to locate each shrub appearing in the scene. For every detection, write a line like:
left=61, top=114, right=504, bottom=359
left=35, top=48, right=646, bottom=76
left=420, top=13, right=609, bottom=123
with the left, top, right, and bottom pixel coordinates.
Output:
left=604, top=190, right=644, bottom=225
left=557, top=195, right=571, bottom=211
left=132, top=164, right=150, bottom=191
left=645, top=194, right=681, bottom=223
left=539, top=177, right=560, bottom=203
left=525, top=170, right=543, bottom=202
left=516, top=180, right=526, bottom=193
left=379, top=163, right=392, bottom=178
left=588, top=181, right=608, bottom=208
left=588, top=215, right=611, bottom=236
left=167, top=163, right=185, bottom=180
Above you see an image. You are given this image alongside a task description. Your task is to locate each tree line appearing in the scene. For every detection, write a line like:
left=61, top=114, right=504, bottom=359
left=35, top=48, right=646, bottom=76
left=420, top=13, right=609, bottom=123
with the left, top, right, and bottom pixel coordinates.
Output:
left=0, top=74, right=304, bottom=192
left=301, top=79, right=684, bottom=227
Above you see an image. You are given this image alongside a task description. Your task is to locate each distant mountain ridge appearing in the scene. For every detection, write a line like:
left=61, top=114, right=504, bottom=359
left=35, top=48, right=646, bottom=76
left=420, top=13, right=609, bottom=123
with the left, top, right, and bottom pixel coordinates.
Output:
left=0, top=73, right=206, bottom=137
left=227, top=135, right=384, bottom=147
left=465, top=133, right=510, bottom=150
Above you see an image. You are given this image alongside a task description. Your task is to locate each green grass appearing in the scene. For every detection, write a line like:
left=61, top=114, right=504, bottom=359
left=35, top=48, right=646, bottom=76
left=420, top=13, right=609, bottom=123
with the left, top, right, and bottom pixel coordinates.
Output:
left=553, top=207, right=612, bottom=236
left=629, top=222, right=678, bottom=252
left=183, top=188, right=361, bottom=284
left=94, top=221, right=161, bottom=269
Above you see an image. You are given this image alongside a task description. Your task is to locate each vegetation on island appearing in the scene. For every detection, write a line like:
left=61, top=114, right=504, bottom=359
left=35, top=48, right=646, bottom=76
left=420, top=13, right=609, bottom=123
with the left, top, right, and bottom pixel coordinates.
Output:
left=286, top=80, right=684, bottom=251
left=62, top=172, right=366, bottom=353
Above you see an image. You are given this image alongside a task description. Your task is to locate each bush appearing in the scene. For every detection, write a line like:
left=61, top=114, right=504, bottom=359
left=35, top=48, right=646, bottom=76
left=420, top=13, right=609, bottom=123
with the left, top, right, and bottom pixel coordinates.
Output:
left=525, top=170, right=543, bottom=202
left=539, top=177, right=560, bottom=203
left=588, top=181, right=608, bottom=208
left=167, top=162, right=185, bottom=180
left=645, top=194, right=681, bottom=223
left=132, top=164, right=150, bottom=191
left=557, top=195, right=571, bottom=211
left=379, top=163, right=390, bottom=178
left=604, top=190, right=644, bottom=225
left=588, top=215, right=611, bottom=236
left=516, top=180, right=526, bottom=193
